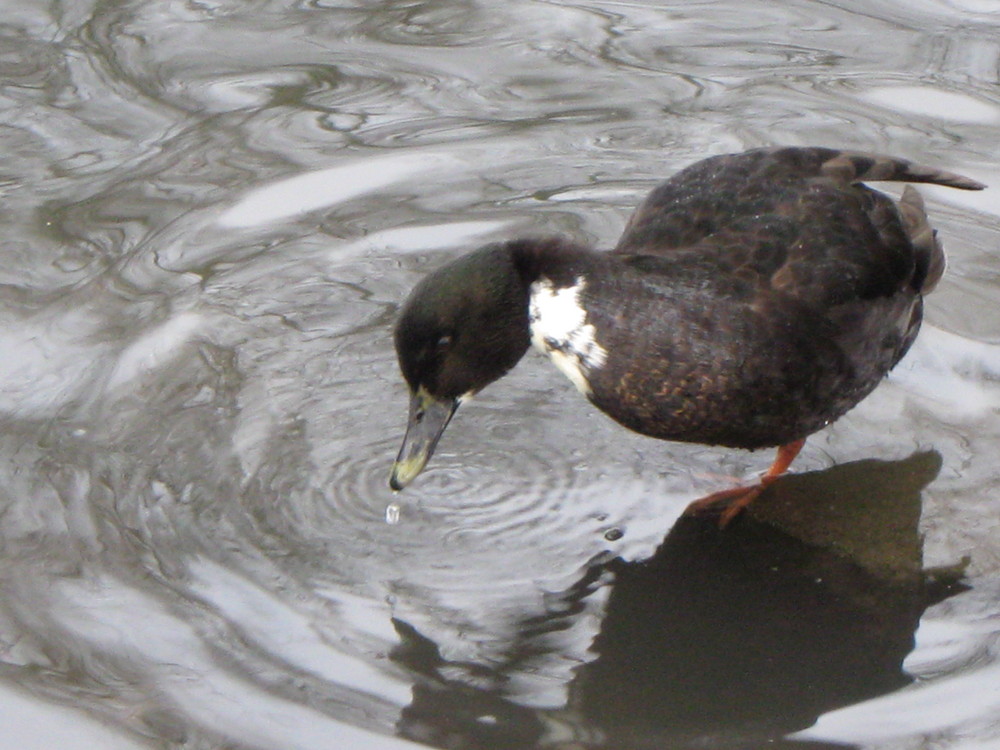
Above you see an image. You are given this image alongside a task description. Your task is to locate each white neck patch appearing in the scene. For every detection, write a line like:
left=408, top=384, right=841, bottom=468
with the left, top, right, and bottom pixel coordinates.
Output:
left=528, top=276, right=608, bottom=396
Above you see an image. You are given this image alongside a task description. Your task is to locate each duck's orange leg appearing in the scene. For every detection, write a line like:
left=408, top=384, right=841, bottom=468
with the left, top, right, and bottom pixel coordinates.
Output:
left=684, top=438, right=807, bottom=528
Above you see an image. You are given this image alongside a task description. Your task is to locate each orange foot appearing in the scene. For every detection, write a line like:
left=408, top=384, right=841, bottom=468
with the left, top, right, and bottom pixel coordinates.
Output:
left=684, top=438, right=806, bottom=528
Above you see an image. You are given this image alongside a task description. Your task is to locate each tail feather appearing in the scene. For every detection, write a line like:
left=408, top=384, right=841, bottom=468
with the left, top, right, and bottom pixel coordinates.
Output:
left=898, top=185, right=946, bottom=292
left=820, top=151, right=986, bottom=191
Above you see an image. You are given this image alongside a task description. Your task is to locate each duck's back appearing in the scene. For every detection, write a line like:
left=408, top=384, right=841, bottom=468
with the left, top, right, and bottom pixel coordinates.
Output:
left=573, top=147, right=979, bottom=448
left=614, top=147, right=972, bottom=301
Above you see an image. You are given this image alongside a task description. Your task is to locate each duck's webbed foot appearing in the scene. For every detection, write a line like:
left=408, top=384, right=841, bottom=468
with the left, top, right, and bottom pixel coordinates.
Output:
left=683, top=438, right=807, bottom=528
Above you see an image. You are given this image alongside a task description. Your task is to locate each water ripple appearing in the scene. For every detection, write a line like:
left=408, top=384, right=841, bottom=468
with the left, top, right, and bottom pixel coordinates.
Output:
left=0, top=0, right=998, bottom=748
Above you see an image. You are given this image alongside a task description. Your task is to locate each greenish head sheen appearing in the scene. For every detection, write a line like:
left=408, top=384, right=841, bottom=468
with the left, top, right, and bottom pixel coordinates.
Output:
left=393, top=243, right=531, bottom=400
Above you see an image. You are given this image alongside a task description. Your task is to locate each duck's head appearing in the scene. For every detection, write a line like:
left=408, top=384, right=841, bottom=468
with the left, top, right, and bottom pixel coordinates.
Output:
left=389, top=243, right=531, bottom=490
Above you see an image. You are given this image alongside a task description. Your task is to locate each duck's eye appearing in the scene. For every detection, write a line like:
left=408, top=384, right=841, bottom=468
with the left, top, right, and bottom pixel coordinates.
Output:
left=436, top=334, right=453, bottom=350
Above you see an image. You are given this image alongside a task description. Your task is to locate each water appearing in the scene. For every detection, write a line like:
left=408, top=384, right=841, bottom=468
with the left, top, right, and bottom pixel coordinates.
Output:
left=0, top=1, right=998, bottom=748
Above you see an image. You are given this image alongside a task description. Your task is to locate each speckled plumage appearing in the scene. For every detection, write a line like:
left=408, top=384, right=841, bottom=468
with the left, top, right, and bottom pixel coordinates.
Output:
left=389, top=146, right=984, bottom=496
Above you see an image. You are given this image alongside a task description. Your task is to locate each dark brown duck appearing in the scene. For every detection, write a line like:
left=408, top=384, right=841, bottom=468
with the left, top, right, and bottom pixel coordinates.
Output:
left=389, top=147, right=984, bottom=524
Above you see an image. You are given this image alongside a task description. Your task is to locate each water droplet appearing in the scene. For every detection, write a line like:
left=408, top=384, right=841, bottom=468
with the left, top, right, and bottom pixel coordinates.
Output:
left=385, top=502, right=401, bottom=525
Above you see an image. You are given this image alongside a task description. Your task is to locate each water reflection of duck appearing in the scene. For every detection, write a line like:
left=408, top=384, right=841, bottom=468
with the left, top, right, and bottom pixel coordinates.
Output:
left=389, top=147, right=984, bottom=523
left=391, top=453, right=966, bottom=750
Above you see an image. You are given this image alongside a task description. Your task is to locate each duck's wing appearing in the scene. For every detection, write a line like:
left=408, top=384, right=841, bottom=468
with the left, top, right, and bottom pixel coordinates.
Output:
left=615, top=147, right=982, bottom=255
left=613, top=146, right=984, bottom=304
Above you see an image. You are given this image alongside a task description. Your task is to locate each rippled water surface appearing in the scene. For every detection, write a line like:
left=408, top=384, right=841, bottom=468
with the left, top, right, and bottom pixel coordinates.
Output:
left=1, top=1, right=999, bottom=748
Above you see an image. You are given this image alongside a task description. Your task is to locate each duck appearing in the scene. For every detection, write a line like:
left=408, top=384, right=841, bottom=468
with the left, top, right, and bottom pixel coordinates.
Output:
left=388, top=146, right=984, bottom=525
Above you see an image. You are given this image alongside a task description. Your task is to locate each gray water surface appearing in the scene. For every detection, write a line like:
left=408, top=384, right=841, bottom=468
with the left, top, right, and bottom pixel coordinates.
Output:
left=1, top=1, right=999, bottom=749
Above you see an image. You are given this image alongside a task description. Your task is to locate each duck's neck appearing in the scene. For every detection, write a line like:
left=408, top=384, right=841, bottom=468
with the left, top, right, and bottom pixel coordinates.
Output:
left=507, top=237, right=596, bottom=287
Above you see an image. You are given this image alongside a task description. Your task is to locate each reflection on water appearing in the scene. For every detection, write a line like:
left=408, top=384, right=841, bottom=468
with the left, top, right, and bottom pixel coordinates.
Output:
left=392, top=453, right=967, bottom=750
left=0, top=1, right=998, bottom=749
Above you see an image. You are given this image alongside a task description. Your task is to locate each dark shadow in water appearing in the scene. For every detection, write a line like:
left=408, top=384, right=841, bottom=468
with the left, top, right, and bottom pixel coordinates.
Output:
left=392, top=451, right=967, bottom=750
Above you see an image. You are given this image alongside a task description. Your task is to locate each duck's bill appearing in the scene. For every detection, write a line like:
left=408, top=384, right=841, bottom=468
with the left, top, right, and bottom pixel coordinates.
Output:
left=389, top=388, right=459, bottom=491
